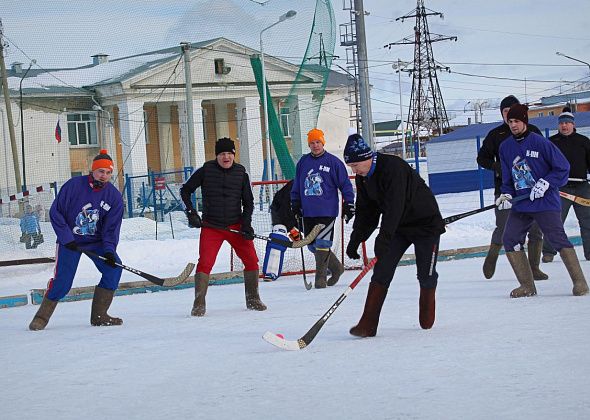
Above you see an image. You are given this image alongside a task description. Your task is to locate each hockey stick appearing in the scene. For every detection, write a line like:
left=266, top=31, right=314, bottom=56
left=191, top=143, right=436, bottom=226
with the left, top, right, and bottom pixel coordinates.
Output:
left=263, top=257, right=378, bottom=351
left=559, top=191, right=590, bottom=207
left=82, top=249, right=195, bottom=287
left=443, top=194, right=528, bottom=224
left=297, top=216, right=312, bottom=290
left=203, top=222, right=324, bottom=249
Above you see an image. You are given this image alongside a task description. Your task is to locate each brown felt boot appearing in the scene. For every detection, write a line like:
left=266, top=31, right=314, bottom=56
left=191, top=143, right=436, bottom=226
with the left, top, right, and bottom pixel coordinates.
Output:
left=314, top=250, right=330, bottom=289
left=90, top=286, right=123, bottom=326
left=244, top=270, right=267, bottom=311
left=191, top=272, right=209, bottom=316
left=350, top=281, right=388, bottom=337
left=327, top=251, right=345, bottom=286
left=506, top=251, right=537, bottom=298
left=542, top=253, right=554, bottom=263
left=559, top=248, right=589, bottom=296
left=483, top=243, right=502, bottom=279
left=419, top=287, right=436, bottom=329
left=29, top=295, right=58, bottom=331
left=528, top=240, right=549, bottom=281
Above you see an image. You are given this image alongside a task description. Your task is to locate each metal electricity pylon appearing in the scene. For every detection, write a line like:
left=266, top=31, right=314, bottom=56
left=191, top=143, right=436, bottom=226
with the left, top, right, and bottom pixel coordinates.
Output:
left=386, top=0, right=456, bottom=156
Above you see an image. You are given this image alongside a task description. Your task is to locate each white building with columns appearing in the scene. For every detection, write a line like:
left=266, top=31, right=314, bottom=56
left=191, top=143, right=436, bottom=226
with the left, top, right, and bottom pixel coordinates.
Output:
left=1, top=37, right=351, bottom=199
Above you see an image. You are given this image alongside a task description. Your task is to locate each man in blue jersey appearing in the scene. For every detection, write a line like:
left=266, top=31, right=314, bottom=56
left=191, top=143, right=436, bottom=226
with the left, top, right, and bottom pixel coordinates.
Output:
left=496, top=104, right=588, bottom=298
left=291, top=128, right=355, bottom=288
left=29, top=150, right=125, bottom=330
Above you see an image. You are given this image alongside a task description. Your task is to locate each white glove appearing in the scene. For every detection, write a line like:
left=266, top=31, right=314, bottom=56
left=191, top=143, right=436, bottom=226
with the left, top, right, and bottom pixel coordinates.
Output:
left=530, top=178, right=550, bottom=201
left=495, top=194, right=513, bottom=210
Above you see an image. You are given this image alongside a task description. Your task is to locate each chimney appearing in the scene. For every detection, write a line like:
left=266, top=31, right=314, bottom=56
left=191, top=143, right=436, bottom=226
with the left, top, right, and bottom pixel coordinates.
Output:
left=92, top=54, right=109, bottom=65
left=11, top=62, right=23, bottom=74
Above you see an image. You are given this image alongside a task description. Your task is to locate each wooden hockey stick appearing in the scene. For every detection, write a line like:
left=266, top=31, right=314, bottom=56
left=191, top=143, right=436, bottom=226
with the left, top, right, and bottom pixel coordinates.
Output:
left=560, top=191, right=590, bottom=207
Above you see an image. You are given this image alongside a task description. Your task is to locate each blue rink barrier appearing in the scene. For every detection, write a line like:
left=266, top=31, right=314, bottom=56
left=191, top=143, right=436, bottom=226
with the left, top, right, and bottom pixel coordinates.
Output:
left=0, top=294, right=28, bottom=309
left=1, top=236, right=583, bottom=309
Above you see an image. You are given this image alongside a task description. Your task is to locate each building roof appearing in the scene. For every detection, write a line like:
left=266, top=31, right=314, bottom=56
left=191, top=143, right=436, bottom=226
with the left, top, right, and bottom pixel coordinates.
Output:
left=429, top=111, right=590, bottom=144
left=6, top=39, right=221, bottom=95
left=539, top=90, right=590, bottom=106
left=373, top=120, right=401, bottom=136
left=6, top=38, right=345, bottom=97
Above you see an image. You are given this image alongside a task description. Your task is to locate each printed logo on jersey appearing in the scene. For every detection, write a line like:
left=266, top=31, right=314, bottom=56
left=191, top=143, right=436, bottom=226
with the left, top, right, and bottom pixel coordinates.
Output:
left=511, top=158, right=536, bottom=191
left=304, top=169, right=323, bottom=196
left=73, top=203, right=99, bottom=236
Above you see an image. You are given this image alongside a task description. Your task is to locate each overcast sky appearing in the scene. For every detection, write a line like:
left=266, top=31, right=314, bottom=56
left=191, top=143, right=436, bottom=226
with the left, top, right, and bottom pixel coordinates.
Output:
left=3, top=0, right=590, bottom=122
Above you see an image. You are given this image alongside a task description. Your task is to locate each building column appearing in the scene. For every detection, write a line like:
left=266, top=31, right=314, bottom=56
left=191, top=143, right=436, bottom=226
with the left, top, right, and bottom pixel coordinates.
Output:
left=117, top=99, right=148, bottom=177
left=156, top=104, right=174, bottom=171
left=236, top=97, right=264, bottom=182
left=289, top=93, right=315, bottom=162
left=178, top=99, right=206, bottom=170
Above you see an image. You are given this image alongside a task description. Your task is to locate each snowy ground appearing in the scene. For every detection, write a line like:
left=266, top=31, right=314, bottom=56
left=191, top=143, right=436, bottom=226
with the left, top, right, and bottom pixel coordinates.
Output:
left=1, top=251, right=589, bottom=419
left=1, top=189, right=589, bottom=419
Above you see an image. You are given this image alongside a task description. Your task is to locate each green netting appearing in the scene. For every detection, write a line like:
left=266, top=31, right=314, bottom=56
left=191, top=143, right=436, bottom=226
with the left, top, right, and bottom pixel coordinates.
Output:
left=250, top=55, right=295, bottom=179
left=283, top=0, right=336, bottom=164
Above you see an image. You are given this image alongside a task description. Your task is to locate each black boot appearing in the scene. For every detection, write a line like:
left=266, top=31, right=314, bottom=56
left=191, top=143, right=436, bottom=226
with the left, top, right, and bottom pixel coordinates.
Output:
left=350, top=282, right=388, bottom=337
left=419, top=287, right=436, bottom=329
left=191, top=272, right=209, bottom=316
left=90, top=286, right=123, bottom=326
left=244, top=270, right=267, bottom=311
left=29, top=295, right=58, bottom=331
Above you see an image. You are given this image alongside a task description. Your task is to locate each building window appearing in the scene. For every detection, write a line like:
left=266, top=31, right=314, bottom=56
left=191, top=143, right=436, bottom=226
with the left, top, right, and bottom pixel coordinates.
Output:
left=548, top=111, right=554, bottom=116
left=280, top=107, right=290, bottom=137
left=537, top=112, right=544, bottom=117
left=67, top=113, right=97, bottom=146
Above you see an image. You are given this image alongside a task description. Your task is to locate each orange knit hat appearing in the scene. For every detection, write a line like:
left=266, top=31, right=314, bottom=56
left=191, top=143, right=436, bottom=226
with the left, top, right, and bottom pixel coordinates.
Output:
left=92, top=149, right=114, bottom=172
left=307, top=128, right=325, bottom=145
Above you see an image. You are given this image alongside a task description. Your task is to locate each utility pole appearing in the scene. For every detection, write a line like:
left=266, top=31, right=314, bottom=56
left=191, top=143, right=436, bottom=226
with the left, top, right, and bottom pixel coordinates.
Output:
left=354, top=0, right=374, bottom=148
left=0, top=18, right=22, bottom=192
left=180, top=42, right=195, bottom=168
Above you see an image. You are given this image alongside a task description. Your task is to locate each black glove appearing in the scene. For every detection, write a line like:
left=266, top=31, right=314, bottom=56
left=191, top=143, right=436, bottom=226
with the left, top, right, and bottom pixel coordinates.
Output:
left=346, top=239, right=361, bottom=260
left=64, top=241, right=78, bottom=251
left=342, top=202, right=355, bottom=224
left=291, top=201, right=302, bottom=219
left=186, top=209, right=202, bottom=228
left=241, top=224, right=255, bottom=241
left=104, top=252, right=117, bottom=268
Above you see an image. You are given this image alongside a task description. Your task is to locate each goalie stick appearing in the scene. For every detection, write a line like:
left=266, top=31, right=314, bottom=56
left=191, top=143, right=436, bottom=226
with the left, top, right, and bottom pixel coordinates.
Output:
left=205, top=222, right=324, bottom=249
left=82, top=250, right=195, bottom=287
left=559, top=191, right=590, bottom=207
left=263, top=258, right=378, bottom=351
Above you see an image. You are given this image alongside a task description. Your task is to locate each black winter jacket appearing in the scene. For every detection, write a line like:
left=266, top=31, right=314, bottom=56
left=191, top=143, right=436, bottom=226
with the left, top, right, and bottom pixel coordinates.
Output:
left=180, top=160, right=254, bottom=227
left=549, top=130, right=590, bottom=183
left=477, top=122, right=542, bottom=195
left=350, top=153, right=445, bottom=245
left=269, top=180, right=297, bottom=230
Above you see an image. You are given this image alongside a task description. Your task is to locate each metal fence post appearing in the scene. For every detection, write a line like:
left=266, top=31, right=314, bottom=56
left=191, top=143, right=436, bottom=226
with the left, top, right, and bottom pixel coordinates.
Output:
left=476, top=136, right=484, bottom=208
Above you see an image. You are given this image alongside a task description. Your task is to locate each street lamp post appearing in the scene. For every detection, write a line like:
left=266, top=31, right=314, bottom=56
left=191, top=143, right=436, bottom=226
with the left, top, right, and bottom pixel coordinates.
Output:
left=260, top=10, right=296, bottom=182
left=556, top=51, right=590, bottom=75
left=392, top=59, right=410, bottom=159
left=19, top=60, right=35, bottom=191
left=463, top=101, right=472, bottom=124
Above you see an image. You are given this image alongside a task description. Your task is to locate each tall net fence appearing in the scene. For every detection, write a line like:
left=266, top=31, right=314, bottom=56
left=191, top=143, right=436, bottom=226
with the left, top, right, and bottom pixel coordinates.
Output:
left=1, top=0, right=339, bottom=264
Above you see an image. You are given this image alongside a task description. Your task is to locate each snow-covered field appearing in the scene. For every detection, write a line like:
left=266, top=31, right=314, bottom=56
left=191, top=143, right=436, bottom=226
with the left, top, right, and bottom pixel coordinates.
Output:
left=1, top=189, right=589, bottom=419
